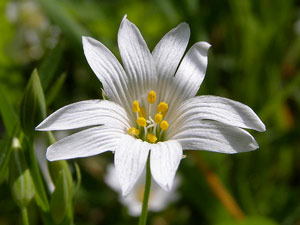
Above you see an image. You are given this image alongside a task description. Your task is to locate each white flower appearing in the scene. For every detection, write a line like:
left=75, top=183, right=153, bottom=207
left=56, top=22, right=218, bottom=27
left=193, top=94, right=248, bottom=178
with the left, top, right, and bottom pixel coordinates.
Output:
left=36, top=15, right=266, bottom=196
left=105, top=164, right=179, bottom=216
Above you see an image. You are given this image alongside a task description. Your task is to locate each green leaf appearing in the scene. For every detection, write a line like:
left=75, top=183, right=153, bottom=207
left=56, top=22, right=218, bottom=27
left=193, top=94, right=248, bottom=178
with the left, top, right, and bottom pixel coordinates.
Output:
left=49, top=160, right=73, bottom=194
left=37, top=0, right=90, bottom=49
left=28, top=139, right=50, bottom=212
left=0, top=126, right=20, bottom=184
left=73, top=162, right=81, bottom=196
left=20, top=69, right=46, bottom=138
left=217, top=216, right=279, bottom=225
left=46, top=72, right=67, bottom=106
left=39, top=41, right=65, bottom=91
left=259, top=72, right=300, bottom=121
left=0, top=86, right=17, bottom=136
left=0, top=137, right=12, bottom=184
left=50, top=170, right=70, bottom=224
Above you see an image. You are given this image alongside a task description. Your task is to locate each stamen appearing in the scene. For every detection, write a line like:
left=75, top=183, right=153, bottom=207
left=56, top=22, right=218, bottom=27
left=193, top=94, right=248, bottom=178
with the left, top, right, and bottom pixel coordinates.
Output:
left=158, top=102, right=168, bottom=113
left=147, top=90, right=156, bottom=104
left=133, top=100, right=140, bottom=112
left=128, top=127, right=140, bottom=136
left=147, top=133, right=157, bottom=143
left=160, top=120, right=169, bottom=131
left=131, top=95, right=170, bottom=143
left=154, top=113, right=162, bottom=124
left=137, top=117, right=146, bottom=127
left=139, top=107, right=146, bottom=118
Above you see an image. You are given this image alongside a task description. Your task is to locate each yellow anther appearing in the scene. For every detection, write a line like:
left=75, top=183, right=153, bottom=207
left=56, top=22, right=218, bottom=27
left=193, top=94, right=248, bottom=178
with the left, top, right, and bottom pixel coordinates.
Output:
left=139, top=107, right=146, bottom=118
left=160, top=120, right=169, bottom=131
left=133, top=100, right=140, bottom=113
left=154, top=113, right=163, bottom=124
left=158, top=102, right=168, bottom=113
left=147, top=90, right=156, bottom=104
left=137, top=117, right=146, bottom=127
left=128, top=127, right=140, bottom=136
left=147, top=133, right=157, bottom=143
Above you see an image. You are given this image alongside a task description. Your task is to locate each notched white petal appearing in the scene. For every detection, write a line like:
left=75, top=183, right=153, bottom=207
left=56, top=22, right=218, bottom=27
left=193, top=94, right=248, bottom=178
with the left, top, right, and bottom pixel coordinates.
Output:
left=152, top=22, right=190, bottom=104
left=36, top=100, right=130, bottom=131
left=82, top=36, right=133, bottom=118
left=46, top=126, right=124, bottom=161
left=172, top=121, right=259, bottom=154
left=118, top=16, right=157, bottom=102
left=152, top=22, right=190, bottom=78
left=114, top=135, right=150, bottom=196
left=173, top=41, right=211, bottom=100
left=150, top=141, right=182, bottom=191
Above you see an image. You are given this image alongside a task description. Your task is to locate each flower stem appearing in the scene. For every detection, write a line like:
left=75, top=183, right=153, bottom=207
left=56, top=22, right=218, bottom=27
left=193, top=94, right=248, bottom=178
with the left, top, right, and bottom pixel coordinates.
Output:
left=21, top=207, right=29, bottom=225
left=191, top=151, right=245, bottom=220
left=138, top=154, right=151, bottom=225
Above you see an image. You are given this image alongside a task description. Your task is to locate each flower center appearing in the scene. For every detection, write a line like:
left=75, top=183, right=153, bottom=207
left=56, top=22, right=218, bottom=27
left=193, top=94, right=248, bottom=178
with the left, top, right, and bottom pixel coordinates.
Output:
left=128, top=90, right=169, bottom=143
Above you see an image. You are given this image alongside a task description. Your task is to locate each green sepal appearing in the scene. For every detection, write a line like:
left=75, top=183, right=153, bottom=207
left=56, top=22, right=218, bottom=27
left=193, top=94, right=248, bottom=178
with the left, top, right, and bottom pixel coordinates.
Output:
left=20, top=69, right=46, bottom=138
left=9, top=138, right=34, bottom=208
left=101, top=88, right=108, bottom=100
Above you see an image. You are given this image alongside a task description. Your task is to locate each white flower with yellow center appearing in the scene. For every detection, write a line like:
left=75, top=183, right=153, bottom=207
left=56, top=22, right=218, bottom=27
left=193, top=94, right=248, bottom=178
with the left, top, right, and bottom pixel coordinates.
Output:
left=105, top=164, right=179, bottom=216
left=36, top=15, right=266, bottom=196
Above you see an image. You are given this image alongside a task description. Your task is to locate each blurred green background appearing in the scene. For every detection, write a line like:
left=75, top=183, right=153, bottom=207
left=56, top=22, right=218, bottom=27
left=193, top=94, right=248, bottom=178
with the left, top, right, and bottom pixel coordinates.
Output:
left=1, top=0, right=300, bottom=224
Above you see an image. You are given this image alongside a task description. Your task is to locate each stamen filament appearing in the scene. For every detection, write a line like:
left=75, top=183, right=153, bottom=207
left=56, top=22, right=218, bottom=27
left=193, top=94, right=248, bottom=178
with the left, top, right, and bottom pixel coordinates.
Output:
left=153, top=124, right=157, bottom=136
left=144, top=126, right=148, bottom=140
left=146, top=124, right=155, bottom=129
left=148, top=104, right=151, bottom=121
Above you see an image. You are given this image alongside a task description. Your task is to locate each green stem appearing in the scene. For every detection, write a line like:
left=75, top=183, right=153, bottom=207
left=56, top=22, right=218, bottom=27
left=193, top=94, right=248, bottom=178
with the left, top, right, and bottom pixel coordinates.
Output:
left=138, top=155, right=151, bottom=225
left=28, top=139, right=49, bottom=211
left=21, top=207, right=29, bottom=225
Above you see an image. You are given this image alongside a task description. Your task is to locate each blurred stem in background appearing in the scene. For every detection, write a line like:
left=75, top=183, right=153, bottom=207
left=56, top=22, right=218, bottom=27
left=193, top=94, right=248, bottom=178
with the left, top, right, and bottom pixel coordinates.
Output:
left=191, top=151, right=245, bottom=221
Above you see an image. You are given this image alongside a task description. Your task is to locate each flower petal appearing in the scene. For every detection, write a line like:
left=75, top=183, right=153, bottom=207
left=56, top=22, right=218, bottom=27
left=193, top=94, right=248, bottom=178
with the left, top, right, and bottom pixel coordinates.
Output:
left=150, top=140, right=182, bottom=191
left=152, top=23, right=190, bottom=102
left=169, top=95, right=266, bottom=132
left=46, top=126, right=124, bottom=161
left=114, top=135, right=150, bottom=196
left=170, top=121, right=259, bottom=154
left=82, top=36, right=134, bottom=121
left=36, top=100, right=130, bottom=131
left=118, top=16, right=157, bottom=106
left=172, top=42, right=211, bottom=101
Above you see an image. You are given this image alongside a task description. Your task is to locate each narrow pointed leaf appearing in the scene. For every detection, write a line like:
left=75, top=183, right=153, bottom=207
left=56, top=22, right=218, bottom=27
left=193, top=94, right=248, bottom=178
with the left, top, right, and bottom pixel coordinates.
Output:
left=0, top=86, right=17, bottom=136
left=39, top=41, right=65, bottom=90
left=20, top=69, right=46, bottom=138
left=50, top=170, right=70, bottom=224
left=46, top=72, right=67, bottom=105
